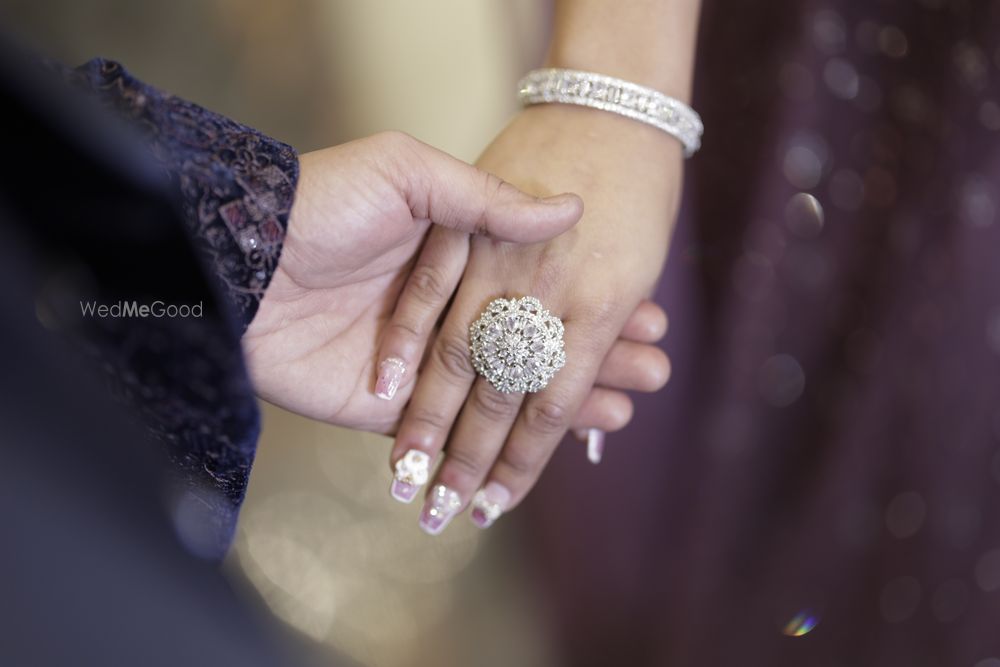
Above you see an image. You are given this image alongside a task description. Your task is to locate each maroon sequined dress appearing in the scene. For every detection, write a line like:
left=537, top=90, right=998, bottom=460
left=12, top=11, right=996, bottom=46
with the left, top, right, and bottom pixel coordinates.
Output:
left=528, top=1, right=1000, bottom=665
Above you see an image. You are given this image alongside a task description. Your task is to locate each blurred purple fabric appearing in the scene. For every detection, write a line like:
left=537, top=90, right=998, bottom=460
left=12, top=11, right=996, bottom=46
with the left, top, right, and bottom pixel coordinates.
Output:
left=526, top=1, right=1000, bottom=664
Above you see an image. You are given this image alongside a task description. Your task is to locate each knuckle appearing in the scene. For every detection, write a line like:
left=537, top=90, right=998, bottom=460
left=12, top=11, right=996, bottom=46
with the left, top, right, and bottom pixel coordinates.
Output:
left=434, top=333, right=475, bottom=381
left=368, top=131, right=425, bottom=194
left=525, top=398, right=571, bottom=435
left=475, top=170, right=507, bottom=236
left=374, top=129, right=414, bottom=150
left=578, top=295, right=622, bottom=326
left=388, top=318, right=422, bottom=342
left=471, top=383, right=520, bottom=421
left=407, top=405, right=450, bottom=432
left=408, top=263, right=450, bottom=305
left=496, top=445, right=536, bottom=479
left=442, top=446, right=484, bottom=479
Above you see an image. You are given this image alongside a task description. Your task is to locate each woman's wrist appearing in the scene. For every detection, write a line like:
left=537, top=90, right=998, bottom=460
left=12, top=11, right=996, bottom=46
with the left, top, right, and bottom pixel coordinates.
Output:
left=544, top=0, right=701, bottom=103
left=514, top=104, right=684, bottom=171
left=480, top=106, right=680, bottom=267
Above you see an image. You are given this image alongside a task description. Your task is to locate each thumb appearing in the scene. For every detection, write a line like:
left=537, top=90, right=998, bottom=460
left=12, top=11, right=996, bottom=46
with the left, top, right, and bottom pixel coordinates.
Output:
left=383, top=132, right=584, bottom=243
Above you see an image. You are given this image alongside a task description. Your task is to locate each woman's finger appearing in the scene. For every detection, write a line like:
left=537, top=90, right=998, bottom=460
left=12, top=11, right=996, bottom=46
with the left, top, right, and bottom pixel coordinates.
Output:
left=594, top=340, right=672, bottom=392
left=569, top=388, right=634, bottom=467
left=419, top=376, right=525, bottom=534
left=469, top=388, right=633, bottom=530
left=422, top=328, right=665, bottom=532
left=570, top=387, right=633, bottom=432
left=466, top=312, right=624, bottom=528
left=386, top=317, right=477, bottom=505
left=374, top=228, right=469, bottom=401
left=404, top=314, right=665, bottom=531
left=620, top=299, right=668, bottom=343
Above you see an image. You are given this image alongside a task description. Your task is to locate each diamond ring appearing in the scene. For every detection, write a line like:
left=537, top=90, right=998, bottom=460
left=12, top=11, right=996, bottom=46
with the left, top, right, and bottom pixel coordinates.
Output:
left=469, top=296, right=566, bottom=393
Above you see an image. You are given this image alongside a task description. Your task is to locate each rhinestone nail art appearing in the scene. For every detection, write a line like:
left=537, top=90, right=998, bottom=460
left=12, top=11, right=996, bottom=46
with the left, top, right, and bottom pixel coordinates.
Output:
left=375, top=357, right=406, bottom=400
left=470, top=481, right=510, bottom=529
left=391, top=449, right=430, bottom=503
left=419, top=484, right=462, bottom=535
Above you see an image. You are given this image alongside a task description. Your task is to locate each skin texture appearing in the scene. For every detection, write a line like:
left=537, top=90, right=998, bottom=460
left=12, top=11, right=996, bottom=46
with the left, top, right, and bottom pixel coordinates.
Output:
left=243, top=131, right=671, bottom=438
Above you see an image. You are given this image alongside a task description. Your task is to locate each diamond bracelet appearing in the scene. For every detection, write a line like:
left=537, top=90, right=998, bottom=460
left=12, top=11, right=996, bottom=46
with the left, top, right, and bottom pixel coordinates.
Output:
left=517, top=68, right=703, bottom=157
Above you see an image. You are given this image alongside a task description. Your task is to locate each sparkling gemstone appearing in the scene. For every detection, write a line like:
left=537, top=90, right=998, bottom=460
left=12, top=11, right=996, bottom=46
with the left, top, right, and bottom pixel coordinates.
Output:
left=469, top=297, right=569, bottom=394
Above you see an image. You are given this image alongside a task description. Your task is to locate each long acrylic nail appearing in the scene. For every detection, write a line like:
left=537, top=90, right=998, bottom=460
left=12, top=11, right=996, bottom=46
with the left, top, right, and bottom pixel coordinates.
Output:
left=471, top=481, right=511, bottom=529
left=586, top=428, right=605, bottom=464
left=419, top=484, right=462, bottom=535
left=391, top=449, right=430, bottom=504
left=375, top=357, right=405, bottom=400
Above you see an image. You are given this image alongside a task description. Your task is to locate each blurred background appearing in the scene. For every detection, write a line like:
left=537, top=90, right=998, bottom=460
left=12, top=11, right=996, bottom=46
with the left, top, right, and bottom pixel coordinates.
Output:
left=8, top=0, right=1000, bottom=665
left=0, top=1, right=558, bottom=665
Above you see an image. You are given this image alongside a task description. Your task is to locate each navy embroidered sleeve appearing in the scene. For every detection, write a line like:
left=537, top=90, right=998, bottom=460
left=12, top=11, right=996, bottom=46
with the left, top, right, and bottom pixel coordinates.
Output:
left=66, top=58, right=298, bottom=330
left=30, top=58, right=302, bottom=560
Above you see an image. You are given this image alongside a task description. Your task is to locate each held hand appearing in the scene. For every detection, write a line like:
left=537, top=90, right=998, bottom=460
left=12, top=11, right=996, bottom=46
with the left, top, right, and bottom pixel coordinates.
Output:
left=387, top=106, right=682, bottom=532
left=243, top=131, right=669, bottom=441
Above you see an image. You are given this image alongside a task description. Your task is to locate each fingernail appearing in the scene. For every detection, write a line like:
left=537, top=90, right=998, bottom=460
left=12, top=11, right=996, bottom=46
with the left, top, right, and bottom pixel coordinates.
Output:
left=419, top=484, right=462, bottom=535
left=470, top=481, right=511, bottom=529
left=375, top=357, right=406, bottom=400
left=391, top=449, right=430, bottom=504
left=586, top=428, right=605, bottom=464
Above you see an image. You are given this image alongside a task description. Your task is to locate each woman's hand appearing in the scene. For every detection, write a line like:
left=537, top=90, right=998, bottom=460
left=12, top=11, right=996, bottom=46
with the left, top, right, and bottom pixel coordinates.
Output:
left=243, top=131, right=670, bottom=444
left=386, top=105, right=682, bottom=532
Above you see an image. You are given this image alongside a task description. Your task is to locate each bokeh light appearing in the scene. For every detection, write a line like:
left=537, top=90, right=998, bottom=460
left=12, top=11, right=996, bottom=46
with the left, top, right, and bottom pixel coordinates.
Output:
left=782, top=611, right=819, bottom=637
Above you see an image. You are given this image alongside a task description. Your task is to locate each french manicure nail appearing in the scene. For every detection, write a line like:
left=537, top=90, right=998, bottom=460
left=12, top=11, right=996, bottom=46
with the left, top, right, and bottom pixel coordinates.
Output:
left=419, top=484, right=462, bottom=535
left=586, top=428, right=605, bottom=465
left=375, top=357, right=406, bottom=400
left=471, top=481, right=511, bottom=529
left=391, top=449, right=430, bottom=504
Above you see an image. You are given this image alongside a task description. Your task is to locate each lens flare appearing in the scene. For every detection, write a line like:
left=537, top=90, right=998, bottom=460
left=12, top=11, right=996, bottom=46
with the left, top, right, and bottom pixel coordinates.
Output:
left=782, top=611, right=819, bottom=637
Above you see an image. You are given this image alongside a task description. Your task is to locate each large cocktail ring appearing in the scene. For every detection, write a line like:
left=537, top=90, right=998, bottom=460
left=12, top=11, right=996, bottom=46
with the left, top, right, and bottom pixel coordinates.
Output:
left=469, top=296, right=566, bottom=393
